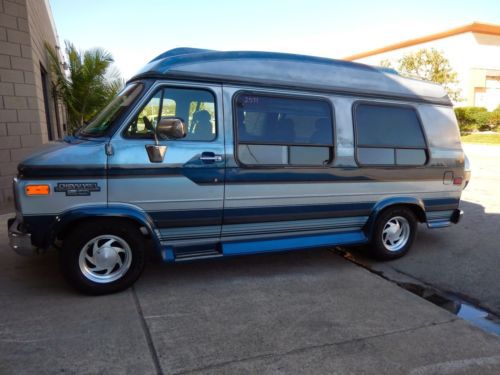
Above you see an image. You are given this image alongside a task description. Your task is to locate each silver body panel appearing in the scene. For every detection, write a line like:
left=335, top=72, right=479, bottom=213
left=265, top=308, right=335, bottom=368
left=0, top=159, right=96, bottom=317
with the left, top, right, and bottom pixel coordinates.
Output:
left=15, top=140, right=108, bottom=216
left=16, top=177, right=108, bottom=216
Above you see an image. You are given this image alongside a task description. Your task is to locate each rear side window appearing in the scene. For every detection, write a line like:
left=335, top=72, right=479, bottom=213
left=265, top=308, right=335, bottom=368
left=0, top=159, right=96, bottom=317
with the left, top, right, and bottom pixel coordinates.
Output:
left=235, top=93, right=334, bottom=166
left=354, top=103, right=427, bottom=166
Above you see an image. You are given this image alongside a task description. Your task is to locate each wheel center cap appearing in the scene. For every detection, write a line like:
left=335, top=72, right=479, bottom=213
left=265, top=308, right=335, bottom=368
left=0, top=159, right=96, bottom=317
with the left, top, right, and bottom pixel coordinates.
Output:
left=95, top=247, right=118, bottom=268
left=388, top=224, right=399, bottom=236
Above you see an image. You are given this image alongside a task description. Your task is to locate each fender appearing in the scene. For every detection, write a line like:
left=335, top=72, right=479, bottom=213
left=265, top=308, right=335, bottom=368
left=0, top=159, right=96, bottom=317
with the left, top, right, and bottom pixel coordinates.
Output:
left=51, top=204, right=162, bottom=254
left=363, top=197, right=426, bottom=239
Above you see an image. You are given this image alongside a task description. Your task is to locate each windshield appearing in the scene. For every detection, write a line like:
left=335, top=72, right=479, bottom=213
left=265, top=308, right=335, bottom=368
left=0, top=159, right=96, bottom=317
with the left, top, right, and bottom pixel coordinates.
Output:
left=79, top=82, right=144, bottom=137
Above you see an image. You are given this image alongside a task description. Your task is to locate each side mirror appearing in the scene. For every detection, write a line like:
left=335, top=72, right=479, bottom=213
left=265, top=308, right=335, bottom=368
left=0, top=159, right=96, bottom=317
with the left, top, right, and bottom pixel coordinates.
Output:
left=156, top=117, right=187, bottom=140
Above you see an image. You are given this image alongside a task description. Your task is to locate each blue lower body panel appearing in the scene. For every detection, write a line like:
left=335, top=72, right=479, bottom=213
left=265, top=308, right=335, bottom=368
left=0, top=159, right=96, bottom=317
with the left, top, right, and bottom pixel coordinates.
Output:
left=222, top=230, right=367, bottom=256
left=161, top=230, right=368, bottom=262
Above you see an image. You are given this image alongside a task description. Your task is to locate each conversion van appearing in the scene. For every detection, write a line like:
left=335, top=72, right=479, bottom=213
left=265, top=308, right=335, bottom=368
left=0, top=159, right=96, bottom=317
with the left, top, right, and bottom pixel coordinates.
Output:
left=8, top=48, right=466, bottom=294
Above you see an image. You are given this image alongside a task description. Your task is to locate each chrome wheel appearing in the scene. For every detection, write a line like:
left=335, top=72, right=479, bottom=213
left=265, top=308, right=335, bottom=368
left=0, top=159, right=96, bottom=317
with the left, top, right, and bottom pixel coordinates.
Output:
left=78, top=235, right=132, bottom=284
left=382, top=216, right=410, bottom=252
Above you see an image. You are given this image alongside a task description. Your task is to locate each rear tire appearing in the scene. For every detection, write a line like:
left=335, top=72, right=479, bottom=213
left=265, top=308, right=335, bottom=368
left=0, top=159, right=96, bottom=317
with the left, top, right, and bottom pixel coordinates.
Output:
left=60, top=220, right=145, bottom=295
left=370, top=207, right=417, bottom=260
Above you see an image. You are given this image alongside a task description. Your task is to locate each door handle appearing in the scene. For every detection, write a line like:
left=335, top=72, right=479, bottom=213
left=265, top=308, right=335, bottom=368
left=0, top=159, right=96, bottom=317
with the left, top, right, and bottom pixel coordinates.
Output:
left=200, top=152, right=223, bottom=163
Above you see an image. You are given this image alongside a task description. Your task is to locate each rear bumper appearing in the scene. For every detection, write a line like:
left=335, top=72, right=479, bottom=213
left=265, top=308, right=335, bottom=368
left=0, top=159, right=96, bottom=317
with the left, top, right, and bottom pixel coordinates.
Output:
left=451, top=209, right=463, bottom=224
left=464, top=170, right=471, bottom=189
left=8, top=217, right=38, bottom=256
left=427, top=209, right=463, bottom=228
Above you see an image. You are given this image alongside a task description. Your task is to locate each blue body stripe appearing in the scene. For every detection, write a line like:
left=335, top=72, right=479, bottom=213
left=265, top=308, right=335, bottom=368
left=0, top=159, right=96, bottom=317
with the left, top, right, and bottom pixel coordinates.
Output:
left=222, top=202, right=373, bottom=225
left=20, top=164, right=462, bottom=186
left=149, top=209, right=223, bottom=228
left=148, top=202, right=373, bottom=229
left=423, top=198, right=460, bottom=211
left=222, top=230, right=367, bottom=256
left=147, top=199, right=459, bottom=229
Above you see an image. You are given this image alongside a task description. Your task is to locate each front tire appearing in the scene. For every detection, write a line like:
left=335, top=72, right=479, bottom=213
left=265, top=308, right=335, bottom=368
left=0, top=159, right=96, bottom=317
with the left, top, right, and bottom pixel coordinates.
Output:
left=60, top=220, right=146, bottom=295
left=370, top=207, right=417, bottom=260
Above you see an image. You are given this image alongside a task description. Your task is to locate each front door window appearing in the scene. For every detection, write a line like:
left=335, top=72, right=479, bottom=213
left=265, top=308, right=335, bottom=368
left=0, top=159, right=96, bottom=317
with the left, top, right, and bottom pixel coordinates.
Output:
left=124, top=87, right=216, bottom=141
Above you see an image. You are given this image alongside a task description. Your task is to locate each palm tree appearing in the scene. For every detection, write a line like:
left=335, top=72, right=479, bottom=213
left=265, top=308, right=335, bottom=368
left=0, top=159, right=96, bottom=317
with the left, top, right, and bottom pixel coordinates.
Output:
left=46, top=41, right=124, bottom=133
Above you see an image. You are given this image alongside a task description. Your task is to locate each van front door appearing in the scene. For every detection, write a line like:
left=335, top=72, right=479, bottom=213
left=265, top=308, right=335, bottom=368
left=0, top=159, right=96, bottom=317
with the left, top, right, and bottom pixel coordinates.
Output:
left=107, top=83, right=224, bottom=258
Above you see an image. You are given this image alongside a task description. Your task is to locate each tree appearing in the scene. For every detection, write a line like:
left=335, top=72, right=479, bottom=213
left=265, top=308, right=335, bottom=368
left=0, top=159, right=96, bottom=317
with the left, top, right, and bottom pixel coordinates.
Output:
left=380, top=48, right=461, bottom=102
left=46, top=41, right=124, bottom=133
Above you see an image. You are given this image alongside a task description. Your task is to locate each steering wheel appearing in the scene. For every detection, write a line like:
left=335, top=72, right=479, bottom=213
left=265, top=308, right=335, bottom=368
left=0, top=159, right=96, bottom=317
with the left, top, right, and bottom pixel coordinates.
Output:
left=142, top=116, right=155, bottom=133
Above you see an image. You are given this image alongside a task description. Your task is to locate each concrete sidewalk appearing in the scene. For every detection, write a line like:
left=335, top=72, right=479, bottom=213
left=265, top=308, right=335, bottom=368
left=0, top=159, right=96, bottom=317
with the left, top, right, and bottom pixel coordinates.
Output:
left=1, top=214, right=500, bottom=374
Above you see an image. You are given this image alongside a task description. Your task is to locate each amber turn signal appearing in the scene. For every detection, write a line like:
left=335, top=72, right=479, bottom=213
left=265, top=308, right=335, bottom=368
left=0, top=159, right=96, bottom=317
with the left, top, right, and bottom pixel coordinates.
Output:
left=25, top=185, right=50, bottom=196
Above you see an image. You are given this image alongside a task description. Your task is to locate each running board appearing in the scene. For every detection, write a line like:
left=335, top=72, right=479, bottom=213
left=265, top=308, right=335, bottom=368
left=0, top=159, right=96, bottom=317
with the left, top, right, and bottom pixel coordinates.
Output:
left=160, top=230, right=367, bottom=263
left=426, top=209, right=462, bottom=228
left=427, top=219, right=451, bottom=229
left=174, top=246, right=222, bottom=262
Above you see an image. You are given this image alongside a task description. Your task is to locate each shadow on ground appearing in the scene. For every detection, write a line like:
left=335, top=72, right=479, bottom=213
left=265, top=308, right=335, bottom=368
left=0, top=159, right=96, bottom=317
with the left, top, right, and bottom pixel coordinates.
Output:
left=344, top=200, right=500, bottom=315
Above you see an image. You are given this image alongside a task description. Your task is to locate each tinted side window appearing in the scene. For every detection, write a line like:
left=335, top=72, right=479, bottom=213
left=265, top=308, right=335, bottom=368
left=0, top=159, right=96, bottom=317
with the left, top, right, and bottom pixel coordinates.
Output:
left=125, top=87, right=216, bottom=141
left=235, top=93, right=333, bottom=166
left=354, top=103, right=427, bottom=166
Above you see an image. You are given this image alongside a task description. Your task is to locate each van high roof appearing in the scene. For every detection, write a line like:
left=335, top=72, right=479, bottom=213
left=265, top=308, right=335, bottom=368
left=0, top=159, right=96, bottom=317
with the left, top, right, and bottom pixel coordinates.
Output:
left=130, top=48, right=451, bottom=106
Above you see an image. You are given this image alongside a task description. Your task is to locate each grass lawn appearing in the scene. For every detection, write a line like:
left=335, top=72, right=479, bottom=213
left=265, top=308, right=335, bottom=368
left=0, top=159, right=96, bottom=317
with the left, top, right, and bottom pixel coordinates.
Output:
left=461, top=133, right=500, bottom=145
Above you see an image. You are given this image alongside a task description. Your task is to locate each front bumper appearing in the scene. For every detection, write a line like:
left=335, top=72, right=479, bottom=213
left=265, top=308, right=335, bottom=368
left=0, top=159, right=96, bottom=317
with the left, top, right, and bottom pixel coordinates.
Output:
left=8, top=217, right=38, bottom=256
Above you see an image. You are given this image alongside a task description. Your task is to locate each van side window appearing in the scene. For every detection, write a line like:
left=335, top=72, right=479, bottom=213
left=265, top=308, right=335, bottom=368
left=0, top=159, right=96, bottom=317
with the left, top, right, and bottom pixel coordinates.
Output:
left=235, top=93, right=333, bottom=166
left=354, top=103, right=427, bottom=166
left=124, top=87, right=216, bottom=141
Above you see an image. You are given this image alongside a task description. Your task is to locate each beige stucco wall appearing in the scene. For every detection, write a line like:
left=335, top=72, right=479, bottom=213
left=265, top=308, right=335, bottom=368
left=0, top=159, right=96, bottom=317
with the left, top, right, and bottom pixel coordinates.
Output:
left=353, top=32, right=500, bottom=110
left=0, top=0, right=65, bottom=206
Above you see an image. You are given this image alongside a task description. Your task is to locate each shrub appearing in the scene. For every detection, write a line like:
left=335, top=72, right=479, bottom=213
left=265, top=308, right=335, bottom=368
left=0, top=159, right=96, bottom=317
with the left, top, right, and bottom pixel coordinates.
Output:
left=454, top=106, right=493, bottom=134
left=455, top=108, right=473, bottom=134
left=491, top=107, right=500, bottom=131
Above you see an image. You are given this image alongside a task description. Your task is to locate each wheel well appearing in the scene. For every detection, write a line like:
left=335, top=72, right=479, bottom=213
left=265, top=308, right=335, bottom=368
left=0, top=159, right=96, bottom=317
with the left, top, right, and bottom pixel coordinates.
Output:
left=378, top=203, right=426, bottom=223
left=56, top=216, right=150, bottom=241
left=363, top=202, right=425, bottom=241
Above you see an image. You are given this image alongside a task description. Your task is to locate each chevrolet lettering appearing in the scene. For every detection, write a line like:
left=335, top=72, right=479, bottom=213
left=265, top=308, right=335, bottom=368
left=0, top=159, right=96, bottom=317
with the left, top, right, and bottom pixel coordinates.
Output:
left=55, top=183, right=101, bottom=196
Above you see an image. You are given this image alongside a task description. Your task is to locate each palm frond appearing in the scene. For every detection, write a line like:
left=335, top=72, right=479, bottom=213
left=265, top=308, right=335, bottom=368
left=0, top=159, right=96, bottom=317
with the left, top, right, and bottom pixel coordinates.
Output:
left=46, top=40, right=124, bottom=132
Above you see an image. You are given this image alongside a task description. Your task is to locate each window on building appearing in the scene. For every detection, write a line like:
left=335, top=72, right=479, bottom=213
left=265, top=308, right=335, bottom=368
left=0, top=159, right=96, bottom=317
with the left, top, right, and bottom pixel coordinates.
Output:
left=40, top=64, right=53, bottom=141
left=235, top=93, right=333, bottom=166
left=53, top=91, right=62, bottom=139
left=125, top=87, right=216, bottom=141
left=475, top=75, right=500, bottom=111
left=354, top=103, right=427, bottom=166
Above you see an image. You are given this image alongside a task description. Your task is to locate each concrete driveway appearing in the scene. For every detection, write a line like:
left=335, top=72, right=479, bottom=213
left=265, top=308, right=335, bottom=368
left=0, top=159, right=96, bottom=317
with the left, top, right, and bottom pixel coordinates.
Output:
left=1, top=213, right=500, bottom=373
left=345, top=144, right=500, bottom=316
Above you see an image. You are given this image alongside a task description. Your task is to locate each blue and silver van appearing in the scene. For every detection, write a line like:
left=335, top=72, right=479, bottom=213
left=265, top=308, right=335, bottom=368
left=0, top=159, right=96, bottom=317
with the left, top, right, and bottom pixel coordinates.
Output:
left=8, top=48, right=466, bottom=294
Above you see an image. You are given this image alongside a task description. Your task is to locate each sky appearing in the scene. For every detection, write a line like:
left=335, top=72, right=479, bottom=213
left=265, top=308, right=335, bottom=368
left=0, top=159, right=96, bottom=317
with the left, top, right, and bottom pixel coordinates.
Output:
left=49, top=0, right=500, bottom=81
